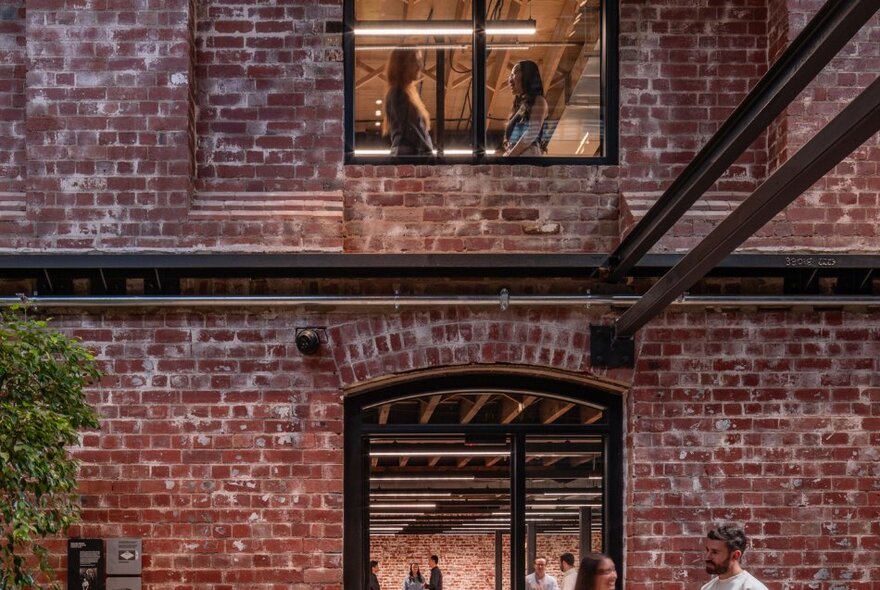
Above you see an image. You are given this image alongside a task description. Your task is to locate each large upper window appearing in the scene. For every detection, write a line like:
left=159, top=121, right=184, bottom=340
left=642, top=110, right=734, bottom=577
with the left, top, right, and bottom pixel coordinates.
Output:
left=344, top=0, right=618, bottom=165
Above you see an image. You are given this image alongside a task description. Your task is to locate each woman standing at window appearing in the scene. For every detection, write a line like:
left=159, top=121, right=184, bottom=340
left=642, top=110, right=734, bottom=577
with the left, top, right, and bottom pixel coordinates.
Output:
left=404, top=562, right=425, bottom=590
left=503, top=60, right=548, bottom=157
left=383, top=48, right=434, bottom=156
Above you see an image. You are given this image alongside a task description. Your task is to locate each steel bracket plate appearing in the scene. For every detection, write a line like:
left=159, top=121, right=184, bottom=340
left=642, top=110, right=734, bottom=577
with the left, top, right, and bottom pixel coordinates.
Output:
left=590, top=325, right=635, bottom=368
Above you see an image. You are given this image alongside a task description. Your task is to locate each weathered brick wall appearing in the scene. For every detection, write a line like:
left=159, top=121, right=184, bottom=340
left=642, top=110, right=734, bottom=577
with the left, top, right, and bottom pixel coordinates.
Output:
left=0, top=1, right=877, bottom=252
left=628, top=310, right=880, bottom=590
left=195, top=0, right=342, bottom=193
left=744, top=6, right=880, bottom=252
left=23, top=0, right=195, bottom=249
left=0, top=0, right=25, bottom=195
left=22, top=305, right=878, bottom=589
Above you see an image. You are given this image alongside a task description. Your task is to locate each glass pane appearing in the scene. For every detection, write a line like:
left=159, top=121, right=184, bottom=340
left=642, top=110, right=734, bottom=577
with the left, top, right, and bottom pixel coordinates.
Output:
left=525, top=435, right=604, bottom=586
left=487, top=0, right=603, bottom=157
left=353, top=0, right=474, bottom=157
left=368, top=435, right=511, bottom=589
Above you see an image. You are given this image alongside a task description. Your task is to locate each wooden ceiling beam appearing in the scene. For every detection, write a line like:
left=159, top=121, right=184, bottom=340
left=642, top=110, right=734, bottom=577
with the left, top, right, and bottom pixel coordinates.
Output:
left=419, top=394, right=442, bottom=424
left=460, top=393, right=492, bottom=424
left=539, top=399, right=575, bottom=424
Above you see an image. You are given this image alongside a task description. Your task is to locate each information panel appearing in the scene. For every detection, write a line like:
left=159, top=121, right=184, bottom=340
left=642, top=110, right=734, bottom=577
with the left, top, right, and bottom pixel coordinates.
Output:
left=67, top=539, right=105, bottom=590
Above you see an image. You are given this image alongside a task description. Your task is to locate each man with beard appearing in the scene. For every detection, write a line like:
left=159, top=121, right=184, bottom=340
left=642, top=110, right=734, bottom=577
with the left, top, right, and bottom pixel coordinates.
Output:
left=702, top=526, right=768, bottom=590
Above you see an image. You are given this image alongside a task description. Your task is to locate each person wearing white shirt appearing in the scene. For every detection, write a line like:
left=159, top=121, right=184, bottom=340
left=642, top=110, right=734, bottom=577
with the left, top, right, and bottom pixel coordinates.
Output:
left=702, top=525, right=769, bottom=590
left=559, top=553, right=578, bottom=590
left=526, top=557, right=559, bottom=590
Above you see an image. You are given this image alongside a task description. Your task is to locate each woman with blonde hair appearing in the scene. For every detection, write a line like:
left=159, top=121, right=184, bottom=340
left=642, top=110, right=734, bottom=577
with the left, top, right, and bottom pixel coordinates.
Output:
left=383, top=48, right=434, bottom=156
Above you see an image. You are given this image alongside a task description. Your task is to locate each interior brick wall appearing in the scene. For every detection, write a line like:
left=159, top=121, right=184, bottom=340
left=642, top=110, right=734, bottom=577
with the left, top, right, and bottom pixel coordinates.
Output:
left=370, top=533, right=591, bottom=590
left=15, top=305, right=876, bottom=589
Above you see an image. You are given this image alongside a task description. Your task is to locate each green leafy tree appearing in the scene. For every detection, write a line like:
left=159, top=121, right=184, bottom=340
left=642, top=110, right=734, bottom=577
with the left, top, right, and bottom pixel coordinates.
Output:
left=0, top=309, right=101, bottom=589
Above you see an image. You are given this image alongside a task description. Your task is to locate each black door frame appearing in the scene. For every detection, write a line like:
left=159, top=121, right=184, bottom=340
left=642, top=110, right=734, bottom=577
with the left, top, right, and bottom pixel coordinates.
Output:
left=343, top=370, right=624, bottom=590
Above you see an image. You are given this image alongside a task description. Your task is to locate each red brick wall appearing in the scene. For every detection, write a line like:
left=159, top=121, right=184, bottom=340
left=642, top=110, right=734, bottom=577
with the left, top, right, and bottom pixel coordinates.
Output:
left=370, top=533, right=589, bottom=590
left=195, top=0, right=342, bottom=193
left=0, top=0, right=25, bottom=195
left=618, top=0, right=769, bottom=195
left=0, top=1, right=876, bottom=251
left=627, top=309, right=880, bottom=590
left=744, top=6, right=880, bottom=251
left=21, top=305, right=877, bottom=589
left=23, top=0, right=195, bottom=249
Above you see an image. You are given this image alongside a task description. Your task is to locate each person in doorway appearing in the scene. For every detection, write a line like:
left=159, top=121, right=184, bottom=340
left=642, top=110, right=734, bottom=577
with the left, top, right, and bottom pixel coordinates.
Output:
left=572, top=553, right=617, bottom=590
left=502, top=60, right=548, bottom=157
left=424, top=555, right=443, bottom=590
left=383, top=48, right=434, bottom=156
left=526, top=557, right=560, bottom=590
left=560, top=553, right=578, bottom=590
left=404, top=562, right=425, bottom=590
left=369, top=560, right=381, bottom=590
left=702, top=525, right=769, bottom=590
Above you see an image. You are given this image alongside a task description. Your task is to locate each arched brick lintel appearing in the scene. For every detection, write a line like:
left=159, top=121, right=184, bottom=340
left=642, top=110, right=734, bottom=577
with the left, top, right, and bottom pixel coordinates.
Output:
left=326, top=309, right=635, bottom=393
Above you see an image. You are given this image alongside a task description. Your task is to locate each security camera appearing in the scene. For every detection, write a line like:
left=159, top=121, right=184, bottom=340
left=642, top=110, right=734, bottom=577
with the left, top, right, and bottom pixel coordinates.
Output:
left=295, top=328, right=322, bottom=355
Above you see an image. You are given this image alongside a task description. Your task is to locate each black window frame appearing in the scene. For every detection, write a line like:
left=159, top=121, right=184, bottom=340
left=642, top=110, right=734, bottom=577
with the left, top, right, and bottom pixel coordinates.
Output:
left=343, top=371, right=624, bottom=590
left=343, top=0, right=619, bottom=166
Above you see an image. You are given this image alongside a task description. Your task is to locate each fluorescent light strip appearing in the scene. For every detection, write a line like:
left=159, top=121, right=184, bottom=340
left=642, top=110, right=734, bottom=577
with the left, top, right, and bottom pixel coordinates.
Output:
left=371, top=475, right=475, bottom=481
left=371, top=492, right=452, bottom=497
left=371, top=450, right=507, bottom=457
left=353, top=21, right=536, bottom=37
left=371, top=503, right=436, bottom=509
left=353, top=149, right=498, bottom=157
left=540, top=492, right=602, bottom=496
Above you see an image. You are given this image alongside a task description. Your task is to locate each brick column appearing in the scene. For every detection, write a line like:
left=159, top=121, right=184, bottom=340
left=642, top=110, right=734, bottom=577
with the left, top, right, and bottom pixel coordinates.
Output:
left=25, top=0, right=196, bottom=249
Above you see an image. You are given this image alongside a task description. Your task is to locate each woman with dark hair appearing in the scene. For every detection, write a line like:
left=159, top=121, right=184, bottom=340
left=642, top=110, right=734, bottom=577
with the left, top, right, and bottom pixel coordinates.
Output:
left=503, top=59, right=548, bottom=156
left=383, top=48, right=434, bottom=156
left=404, top=562, right=425, bottom=590
left=572, top=553, right=617, bottom=590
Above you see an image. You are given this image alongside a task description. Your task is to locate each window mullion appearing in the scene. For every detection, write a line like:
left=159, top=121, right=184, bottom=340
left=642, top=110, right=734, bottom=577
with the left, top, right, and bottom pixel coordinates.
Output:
left=510, top=433, right=526, bottom=590
left=473, top=0, right=486, bottom=160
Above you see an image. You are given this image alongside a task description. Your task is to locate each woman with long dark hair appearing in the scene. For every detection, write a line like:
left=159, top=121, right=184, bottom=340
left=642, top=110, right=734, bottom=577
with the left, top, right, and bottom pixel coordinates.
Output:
left=572, top=553, right=617, bottom=590
left=383, top=48, right=434, bottom=156
left=404, top=562, right=425, bottom=590
left=503, top=59, right=548, bottom=156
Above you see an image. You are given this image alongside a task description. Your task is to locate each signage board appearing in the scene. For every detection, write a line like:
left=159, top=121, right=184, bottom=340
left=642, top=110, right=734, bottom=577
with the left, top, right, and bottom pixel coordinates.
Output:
left=67, top=539, right=105, bottom=590
left=105, top=538, right=142, bottom=576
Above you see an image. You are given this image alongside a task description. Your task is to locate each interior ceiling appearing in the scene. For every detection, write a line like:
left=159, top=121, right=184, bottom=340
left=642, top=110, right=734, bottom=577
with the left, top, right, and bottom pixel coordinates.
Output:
left=354, top=0, right=602, bottom=154
left=366, top=392, right=605, bottom=535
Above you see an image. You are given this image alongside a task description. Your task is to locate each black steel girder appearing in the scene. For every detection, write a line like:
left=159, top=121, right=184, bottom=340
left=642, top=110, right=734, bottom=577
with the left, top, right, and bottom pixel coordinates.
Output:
left=613, top=74, right=880, bottom=340
left=604, top=0, right=880, bottom=282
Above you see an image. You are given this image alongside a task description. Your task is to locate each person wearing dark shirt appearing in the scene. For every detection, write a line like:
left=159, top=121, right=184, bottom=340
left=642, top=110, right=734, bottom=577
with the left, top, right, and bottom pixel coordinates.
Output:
left=425, top=555, right=442, bottom=590
left=383, top=48, right=434, bottom=156
left=369, top=560, right=381, bottom=590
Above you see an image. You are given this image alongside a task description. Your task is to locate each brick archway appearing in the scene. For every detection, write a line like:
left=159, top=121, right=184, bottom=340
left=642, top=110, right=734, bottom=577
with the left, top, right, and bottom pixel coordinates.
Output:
left=326, top=308, right=636, bottom=389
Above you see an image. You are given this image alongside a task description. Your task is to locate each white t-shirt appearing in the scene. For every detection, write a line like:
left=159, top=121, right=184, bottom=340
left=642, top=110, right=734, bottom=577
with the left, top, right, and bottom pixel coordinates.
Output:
left=701, top=571, right=769, bottom=590
left=560, top=568, right=578, bottom=590
left=525, top=572, right=559, bottom=590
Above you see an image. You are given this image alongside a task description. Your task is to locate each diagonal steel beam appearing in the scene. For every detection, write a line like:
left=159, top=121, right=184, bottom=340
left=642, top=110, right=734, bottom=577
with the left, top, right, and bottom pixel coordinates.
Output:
left=605, top=0, right=879, bottom=282
left=614, top=75, right=880, bottom=339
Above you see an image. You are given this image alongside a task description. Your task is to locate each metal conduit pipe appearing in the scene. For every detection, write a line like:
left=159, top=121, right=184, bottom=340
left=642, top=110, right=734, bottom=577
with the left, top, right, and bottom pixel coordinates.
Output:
left=2, top=294, right=880, bottom=309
